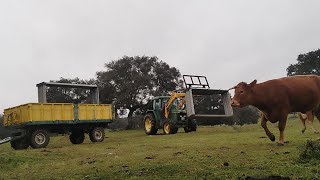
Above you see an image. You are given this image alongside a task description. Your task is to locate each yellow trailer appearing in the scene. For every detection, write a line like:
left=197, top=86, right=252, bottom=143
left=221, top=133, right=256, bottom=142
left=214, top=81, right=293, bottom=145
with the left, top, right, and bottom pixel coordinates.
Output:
left=4, top=103, right=113, bottom=127
left=1, top=82, right=114, bottom=150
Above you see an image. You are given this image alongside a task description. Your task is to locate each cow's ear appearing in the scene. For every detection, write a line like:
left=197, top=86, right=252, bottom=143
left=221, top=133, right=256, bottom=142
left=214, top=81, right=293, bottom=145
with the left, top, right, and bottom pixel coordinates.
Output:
left=249, top=79, right=257, bottom=87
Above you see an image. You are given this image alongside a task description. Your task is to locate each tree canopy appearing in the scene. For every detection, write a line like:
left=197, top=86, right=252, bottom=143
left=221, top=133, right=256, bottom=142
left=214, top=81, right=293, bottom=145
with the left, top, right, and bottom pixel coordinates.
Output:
left=287, top=49, right=320, bottom=76
left=96, top=56, right=182, bottom=118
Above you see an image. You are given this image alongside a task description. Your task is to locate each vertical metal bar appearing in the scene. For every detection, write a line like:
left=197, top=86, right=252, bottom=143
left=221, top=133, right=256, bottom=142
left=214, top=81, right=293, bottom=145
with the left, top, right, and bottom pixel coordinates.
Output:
left=38, top=85, right=47, bottom=103
left=183, top=75, right=187, bottom=88
left=222, top=92, right=233, bottom=116
left=96, top=88, right=100, bottom=104
left=185, top=89, right=195, bottom=117
left=92, top=88, right=100, bottom=104
left=204, top=77, right=210, bottom=89
left=74, top=104, right=79, bottom=121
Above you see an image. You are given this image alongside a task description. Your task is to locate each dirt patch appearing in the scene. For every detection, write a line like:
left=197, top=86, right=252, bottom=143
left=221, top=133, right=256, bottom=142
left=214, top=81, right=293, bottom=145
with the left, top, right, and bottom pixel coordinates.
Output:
left=241, top=175, right=290, bottom=180
left=173, top=151, right=183, bottom=156
left=79, top=157, right=97, bottom=165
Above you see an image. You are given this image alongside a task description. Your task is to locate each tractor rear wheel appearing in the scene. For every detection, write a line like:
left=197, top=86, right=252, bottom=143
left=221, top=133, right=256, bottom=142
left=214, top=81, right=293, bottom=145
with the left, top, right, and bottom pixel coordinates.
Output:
left=70, top=130, right=85, bottom=144
left=144, top=114, right=158, bottom=135
left=163, top=121, right=177, bottom=135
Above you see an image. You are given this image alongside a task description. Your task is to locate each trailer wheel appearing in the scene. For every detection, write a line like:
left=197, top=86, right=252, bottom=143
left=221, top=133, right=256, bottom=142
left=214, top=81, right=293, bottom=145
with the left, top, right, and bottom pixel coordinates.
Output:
left=89, top=127, right=105, bottom=142
left=30, top=129, right=50, bottom=148
left=163, top=121, right=177, bottom=135
left=70, top=130, right=85, bottom=144
left=144, top=113, right=158, bottom=135
left=10, top=137, right=29, bottom=150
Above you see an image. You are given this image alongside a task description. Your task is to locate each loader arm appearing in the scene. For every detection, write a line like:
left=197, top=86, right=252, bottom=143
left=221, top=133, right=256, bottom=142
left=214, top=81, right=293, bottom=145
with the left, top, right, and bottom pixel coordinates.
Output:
left=164, top=92, right=186, bottom=119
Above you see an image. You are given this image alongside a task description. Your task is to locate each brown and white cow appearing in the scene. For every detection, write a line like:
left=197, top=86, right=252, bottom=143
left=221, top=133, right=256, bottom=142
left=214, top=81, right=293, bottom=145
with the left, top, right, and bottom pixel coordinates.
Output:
left=299, top=106, right=320, bottom=134
left=230, top=75, right=320, bottom=145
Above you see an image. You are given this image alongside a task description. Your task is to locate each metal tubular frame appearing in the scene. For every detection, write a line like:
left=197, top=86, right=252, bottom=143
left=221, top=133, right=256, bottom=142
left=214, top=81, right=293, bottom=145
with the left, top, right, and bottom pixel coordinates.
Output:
left=183, top=75, right=210, bottom=89
left=182, top=75, right=233, bottom=119
left=36, top=82, right=100, bottom=104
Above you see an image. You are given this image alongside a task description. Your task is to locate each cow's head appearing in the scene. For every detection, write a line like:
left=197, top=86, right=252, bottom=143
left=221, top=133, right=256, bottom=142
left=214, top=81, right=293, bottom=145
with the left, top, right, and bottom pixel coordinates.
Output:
left=230, top=79, right=257, bottom=108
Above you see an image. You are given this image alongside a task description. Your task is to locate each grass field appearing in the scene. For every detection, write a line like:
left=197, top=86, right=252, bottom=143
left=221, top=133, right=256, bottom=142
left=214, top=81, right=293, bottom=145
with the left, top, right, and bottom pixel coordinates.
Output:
left=1, top=118, right=320, bottom=180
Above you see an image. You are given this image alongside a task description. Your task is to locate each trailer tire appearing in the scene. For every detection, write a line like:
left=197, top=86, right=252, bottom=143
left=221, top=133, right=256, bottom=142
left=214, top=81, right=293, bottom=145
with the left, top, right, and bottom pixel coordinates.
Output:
left=89, top=127, right=105, bottom=142
left=10, top=137, right=29, bottom=150
left=70, top=130, right=85, bottom=144
left=30, top=129, right=50, bottom=148
left=144, top=113, right=158, bottom=135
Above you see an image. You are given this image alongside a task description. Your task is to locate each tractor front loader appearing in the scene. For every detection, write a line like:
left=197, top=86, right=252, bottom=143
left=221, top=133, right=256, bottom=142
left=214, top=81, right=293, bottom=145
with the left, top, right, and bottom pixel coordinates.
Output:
left=143, top=75, right=233, bottom=135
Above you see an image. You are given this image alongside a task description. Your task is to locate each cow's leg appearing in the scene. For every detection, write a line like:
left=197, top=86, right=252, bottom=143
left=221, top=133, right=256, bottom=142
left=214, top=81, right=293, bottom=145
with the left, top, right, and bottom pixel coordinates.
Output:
left=278, top=113, right=288, bottom=146
left=261, top=115, right=275, bottom=142
left=299, top=113, right=307, bottom=133
left=307, top=112, right=319, bottom=134
left=315, top=114, right=320, bottom=134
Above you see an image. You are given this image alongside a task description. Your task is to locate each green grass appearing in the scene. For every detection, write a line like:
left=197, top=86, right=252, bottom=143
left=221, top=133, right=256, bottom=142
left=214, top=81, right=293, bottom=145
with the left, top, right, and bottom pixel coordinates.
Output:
left=1, top=119, right=320, bottom=179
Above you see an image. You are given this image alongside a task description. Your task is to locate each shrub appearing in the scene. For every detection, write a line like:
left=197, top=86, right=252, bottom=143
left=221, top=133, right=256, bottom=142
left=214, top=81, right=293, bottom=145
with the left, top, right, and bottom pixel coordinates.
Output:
left=299, top=139, right=320, bottom=162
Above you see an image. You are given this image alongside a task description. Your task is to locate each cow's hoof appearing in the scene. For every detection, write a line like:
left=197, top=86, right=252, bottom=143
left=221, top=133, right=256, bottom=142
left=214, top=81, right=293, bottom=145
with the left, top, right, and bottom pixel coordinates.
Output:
left=277, top=142, right=285, bottom=146
left=301, top=130, right=306, bottom=134
left=269, top=134, right=276, bottom=142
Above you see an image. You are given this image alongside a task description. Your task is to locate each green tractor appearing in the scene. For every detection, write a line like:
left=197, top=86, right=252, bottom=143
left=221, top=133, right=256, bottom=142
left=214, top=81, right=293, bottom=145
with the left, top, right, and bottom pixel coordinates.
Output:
left=143, top=75, right=233, bottom=135
left=143, top=93, right=197, bottom=135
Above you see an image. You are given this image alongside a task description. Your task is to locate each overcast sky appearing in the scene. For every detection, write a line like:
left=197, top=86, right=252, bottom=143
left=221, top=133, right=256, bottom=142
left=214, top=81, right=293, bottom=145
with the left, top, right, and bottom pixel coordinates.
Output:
left=1, top=0, right=320, bottom=112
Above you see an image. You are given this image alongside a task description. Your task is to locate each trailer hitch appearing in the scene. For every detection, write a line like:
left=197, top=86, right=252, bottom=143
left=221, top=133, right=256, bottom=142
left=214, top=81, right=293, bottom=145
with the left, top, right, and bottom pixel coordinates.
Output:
left=0, top=137, right=12, bottom=145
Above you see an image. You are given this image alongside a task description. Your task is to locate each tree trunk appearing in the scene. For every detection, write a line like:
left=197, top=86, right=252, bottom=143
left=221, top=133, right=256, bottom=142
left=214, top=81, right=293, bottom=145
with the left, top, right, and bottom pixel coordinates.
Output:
left=126, top=108, right=135, bottom=130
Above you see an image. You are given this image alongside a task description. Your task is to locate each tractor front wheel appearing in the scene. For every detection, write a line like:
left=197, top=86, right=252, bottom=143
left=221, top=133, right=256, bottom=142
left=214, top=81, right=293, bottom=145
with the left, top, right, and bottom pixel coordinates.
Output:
left=144, top=114, right=158, bottom=135
left=163, top=121, right=178, bottom=135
